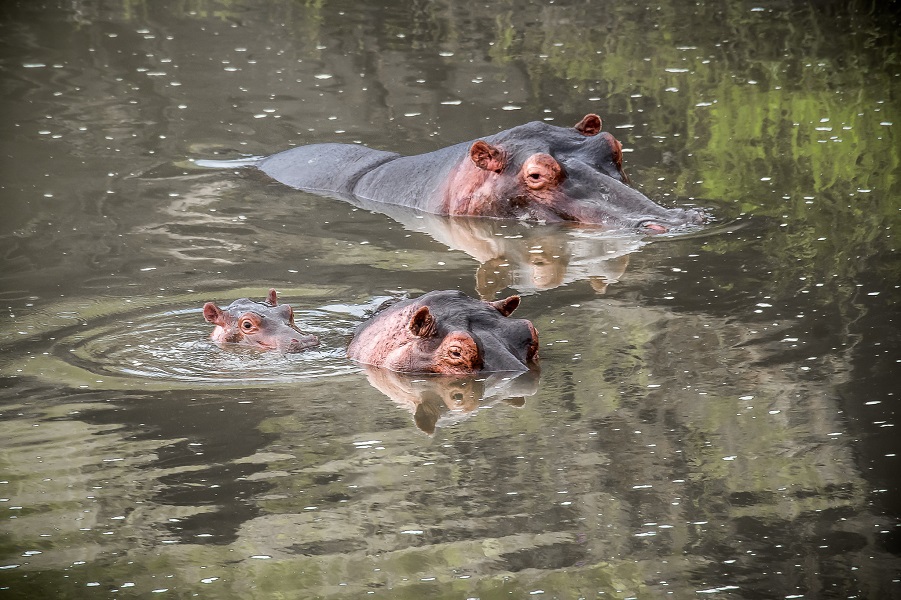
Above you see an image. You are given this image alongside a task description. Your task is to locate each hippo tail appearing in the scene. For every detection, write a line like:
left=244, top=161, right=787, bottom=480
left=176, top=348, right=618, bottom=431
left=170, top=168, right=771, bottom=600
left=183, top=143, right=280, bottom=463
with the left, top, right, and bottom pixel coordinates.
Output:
left=193, top=156, right=264, bottom=169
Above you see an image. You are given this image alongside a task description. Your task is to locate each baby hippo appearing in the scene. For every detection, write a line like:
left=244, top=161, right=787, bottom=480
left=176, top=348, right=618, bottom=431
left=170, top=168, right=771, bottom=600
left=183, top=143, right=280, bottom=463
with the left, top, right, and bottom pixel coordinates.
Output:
left=203, top=289, right=319, bottom=353
left=347, top=290, right=539, bottom=374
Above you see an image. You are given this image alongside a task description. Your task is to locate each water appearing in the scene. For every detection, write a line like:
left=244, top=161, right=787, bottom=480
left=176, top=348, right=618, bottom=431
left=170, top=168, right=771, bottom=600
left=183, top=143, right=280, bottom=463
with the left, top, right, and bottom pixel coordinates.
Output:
left=1, top=0, right=899, bottom=598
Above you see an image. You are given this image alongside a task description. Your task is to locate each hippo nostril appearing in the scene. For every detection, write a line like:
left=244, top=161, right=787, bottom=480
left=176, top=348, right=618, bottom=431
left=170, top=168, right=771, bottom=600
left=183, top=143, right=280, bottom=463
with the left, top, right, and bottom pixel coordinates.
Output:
left=641, top=221, right=668, bottom=233
left=687, top=208, right=707, bottom=224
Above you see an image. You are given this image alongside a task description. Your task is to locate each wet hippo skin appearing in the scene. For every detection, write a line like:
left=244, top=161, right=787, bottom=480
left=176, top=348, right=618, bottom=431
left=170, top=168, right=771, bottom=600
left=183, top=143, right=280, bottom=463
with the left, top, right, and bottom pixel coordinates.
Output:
left=203, top=288, right=319, bottom=353
left=254, top=114, right=706, bottom=233
left=347, top=290, right=540, bottom=374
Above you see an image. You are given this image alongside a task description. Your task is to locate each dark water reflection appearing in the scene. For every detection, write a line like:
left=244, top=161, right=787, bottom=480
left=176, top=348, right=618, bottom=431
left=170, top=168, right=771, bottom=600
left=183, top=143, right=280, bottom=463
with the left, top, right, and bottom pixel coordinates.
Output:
left=1, top=0, right=899, bottom=598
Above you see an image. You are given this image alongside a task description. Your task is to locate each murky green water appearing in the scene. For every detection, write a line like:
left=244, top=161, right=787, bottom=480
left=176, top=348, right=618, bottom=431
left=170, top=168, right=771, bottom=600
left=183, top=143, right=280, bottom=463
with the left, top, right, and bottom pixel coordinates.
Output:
left=1, top=1, right=899, bottom=598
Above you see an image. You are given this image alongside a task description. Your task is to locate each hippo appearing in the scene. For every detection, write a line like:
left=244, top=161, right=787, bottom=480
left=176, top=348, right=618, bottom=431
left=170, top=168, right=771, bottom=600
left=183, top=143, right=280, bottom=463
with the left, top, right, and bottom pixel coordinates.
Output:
left=199, top=113, right=705, bottom=233
left=202, top=289, right=319, bottom=353
left=347, top=290, right=539, bottom=374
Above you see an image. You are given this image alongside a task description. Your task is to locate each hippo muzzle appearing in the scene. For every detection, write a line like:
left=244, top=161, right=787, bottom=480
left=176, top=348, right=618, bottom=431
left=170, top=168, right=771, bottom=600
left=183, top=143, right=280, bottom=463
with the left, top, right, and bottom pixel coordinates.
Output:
left=558, top=159, right=706, bottom=233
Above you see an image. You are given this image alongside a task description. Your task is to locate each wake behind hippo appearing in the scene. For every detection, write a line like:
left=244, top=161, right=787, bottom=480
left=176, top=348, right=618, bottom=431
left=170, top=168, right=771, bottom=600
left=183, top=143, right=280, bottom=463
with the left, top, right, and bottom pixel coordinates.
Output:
left=201, top=114, right=706, bottom=233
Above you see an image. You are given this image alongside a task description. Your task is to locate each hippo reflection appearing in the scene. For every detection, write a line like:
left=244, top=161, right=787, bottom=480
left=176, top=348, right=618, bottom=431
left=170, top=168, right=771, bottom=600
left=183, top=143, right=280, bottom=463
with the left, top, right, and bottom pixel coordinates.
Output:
left=362, top=366, right=539, bottom=434
left=203, top=289, right=319, bottom=353
left=345, top=201, right=643, bottom=297
left=199, top=114, right=706, bottom=233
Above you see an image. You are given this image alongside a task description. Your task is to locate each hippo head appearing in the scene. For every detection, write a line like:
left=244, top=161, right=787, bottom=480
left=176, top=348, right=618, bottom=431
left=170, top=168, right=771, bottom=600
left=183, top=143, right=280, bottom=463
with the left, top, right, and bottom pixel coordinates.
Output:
left=452, top=114, right=706, bottom=233
left=202, top=288, right=319, bottom=353
left=347, top=290, right=540, bottom=374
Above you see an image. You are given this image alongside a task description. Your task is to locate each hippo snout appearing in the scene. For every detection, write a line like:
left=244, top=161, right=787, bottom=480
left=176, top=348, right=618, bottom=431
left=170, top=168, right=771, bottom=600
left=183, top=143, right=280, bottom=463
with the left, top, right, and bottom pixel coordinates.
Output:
left=284, top=335, right=319, bottom=353
left=637, top=207, right=707, bottom=233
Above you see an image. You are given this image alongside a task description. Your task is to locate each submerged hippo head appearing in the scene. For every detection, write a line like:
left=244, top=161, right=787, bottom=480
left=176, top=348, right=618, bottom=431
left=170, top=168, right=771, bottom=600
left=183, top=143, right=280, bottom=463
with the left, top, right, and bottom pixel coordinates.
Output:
left=347, top=290, right=539, bottom=374
left=445, top=114, right=706, bottom=232
left=203, top=288, right=319, bottom=353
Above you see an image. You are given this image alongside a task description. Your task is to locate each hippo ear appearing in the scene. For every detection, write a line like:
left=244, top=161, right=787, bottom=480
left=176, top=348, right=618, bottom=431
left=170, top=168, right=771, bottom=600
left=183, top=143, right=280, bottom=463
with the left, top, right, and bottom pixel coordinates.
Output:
left=490, top=295, right=521, bottom=317
left=266, top=288, right=278, bottom=306
left=470, top=141, right=506, bottom=173
left=574, top=114, right=602, bottom=136
left=408, top=306, right=437, bottom=337
left=203, top=302, right=226, bottom=325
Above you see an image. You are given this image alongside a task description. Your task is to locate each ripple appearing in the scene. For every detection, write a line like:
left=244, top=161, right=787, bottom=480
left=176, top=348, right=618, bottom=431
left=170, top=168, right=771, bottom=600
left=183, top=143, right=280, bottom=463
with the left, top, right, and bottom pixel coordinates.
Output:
left=66, top=307, right=358, bottom=384
left=3, top=289, right=379, bottom=390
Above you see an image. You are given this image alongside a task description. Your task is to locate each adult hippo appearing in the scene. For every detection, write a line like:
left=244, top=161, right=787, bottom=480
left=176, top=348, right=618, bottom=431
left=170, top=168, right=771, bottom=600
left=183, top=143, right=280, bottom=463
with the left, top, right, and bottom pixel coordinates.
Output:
left=203, top=114, right=705, bottom=233
left=347, top=290, right=539, bottom=374
left=203, top=288, right=319, bottom=353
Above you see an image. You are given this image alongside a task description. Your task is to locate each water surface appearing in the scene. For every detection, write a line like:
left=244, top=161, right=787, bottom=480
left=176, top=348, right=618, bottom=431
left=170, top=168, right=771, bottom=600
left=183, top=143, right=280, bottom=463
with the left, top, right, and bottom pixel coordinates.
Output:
left=1, top=0, right=899, bottom=598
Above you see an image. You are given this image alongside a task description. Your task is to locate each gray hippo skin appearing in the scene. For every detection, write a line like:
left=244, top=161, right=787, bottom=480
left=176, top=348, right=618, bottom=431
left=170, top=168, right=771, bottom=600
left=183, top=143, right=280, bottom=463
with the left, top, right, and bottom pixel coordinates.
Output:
left=203, top=289, right=319, bottom=353
left=255, top=114, right=705, bottom=233
left=347, top=290, right=539, bottom=374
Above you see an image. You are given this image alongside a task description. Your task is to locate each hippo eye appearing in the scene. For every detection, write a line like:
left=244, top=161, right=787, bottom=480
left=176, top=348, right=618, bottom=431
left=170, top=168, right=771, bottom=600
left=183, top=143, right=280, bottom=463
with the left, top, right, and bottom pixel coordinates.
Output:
left=239, top=318, right=260, bottom=333
left=447, top=345, right=467, bottom=361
